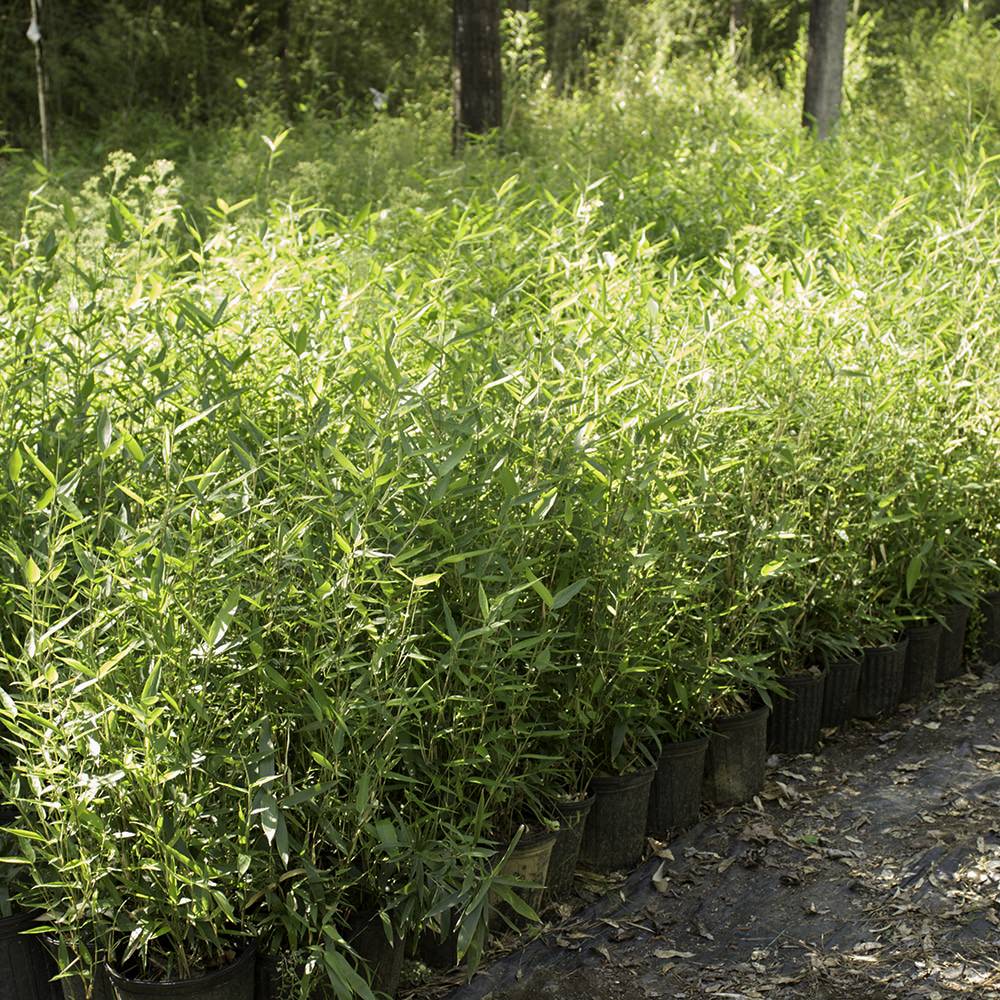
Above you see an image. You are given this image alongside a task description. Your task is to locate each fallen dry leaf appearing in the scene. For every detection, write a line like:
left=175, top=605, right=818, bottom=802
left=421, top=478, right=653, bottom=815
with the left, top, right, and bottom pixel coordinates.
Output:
left=652, top=860, right=672, bottom=895
left=653, top=948, right=695, bottom=959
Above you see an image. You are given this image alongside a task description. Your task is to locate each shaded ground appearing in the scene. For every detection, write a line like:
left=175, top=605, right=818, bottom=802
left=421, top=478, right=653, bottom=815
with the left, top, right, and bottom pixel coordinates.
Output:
left=413, top=664, right=1000, bottom=999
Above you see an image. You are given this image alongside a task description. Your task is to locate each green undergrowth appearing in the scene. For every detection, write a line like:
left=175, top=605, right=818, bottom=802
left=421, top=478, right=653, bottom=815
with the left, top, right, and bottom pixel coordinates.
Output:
left=1, top=10, right=999, bottom=999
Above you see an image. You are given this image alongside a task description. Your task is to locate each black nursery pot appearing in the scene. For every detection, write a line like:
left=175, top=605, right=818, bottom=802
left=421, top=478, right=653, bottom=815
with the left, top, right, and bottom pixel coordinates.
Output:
left=855, top=639, right=908, bottom=719
left=578, top=766, right=656, bottom=874
left=0, top=912, right=59, bottom=1000
left=978, top=591, right=1000, bottom=668
left=819, top=654, right=861, bottom=730
left=104, top=945, right=257, bottom=1000
left=901, top=622, right=942, bottom=703
left=347, top=912, right=406, bottom=998
left=42, top=935, right=114, bottom=1000
left=254, top=955, right=275, bottom=1000
left=646, top=736, right=708, bottom=837
left=703, top=706, right=769, bottom=807
left=937, top=602, right=971, bottom=682
left=417, top=913, right=459, bottom=971
left=768, top=671, right=826, bottom=754
left=546, top=795, right=595, bottom=900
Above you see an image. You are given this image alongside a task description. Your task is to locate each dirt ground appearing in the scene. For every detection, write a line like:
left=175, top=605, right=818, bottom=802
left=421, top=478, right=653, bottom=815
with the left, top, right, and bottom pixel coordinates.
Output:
left=410, top=663, right=1000, bottom=1000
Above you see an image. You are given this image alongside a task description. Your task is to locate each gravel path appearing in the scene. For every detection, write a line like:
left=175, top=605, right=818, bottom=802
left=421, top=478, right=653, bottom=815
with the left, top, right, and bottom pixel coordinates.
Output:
left=415, top=664, right=1000, bottom=999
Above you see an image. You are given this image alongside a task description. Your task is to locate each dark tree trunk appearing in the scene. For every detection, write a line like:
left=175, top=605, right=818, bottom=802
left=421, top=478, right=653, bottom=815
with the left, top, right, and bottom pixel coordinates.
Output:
left=802, top=0, right=848, bottom=140
left=277, top=0, right=293, bottom=119
left=543, top=0, right=600, bottom=95
left=729, top=0, right=746, bottom=35
left=452, top=0, right=502, bottom=153
left=729, top=0, right=747, bottom=64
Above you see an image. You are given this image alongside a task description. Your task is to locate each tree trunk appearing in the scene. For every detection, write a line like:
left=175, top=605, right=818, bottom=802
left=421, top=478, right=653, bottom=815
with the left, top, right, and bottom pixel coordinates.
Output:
left=729, top=0, right=746, bottom=35
left=802, top=0, right=848, bottom=140
left=277, top=0, right=293, bottom=119
left=453, top=0, right=502, bottom=153
left=728, top=0, right=747, bottom=64
left=27, top=0, right=50, bottom=167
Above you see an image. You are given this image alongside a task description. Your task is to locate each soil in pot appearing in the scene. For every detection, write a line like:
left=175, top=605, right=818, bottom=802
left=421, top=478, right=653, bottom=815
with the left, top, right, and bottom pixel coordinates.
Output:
left=901, top=622, right=942, bottom=703
left=767, top=669, right=825, bottom=754
left=703, top=706, right=769, bottom=807
left=104, top=944, right=256, bottom=1000
left=347, top=912, right=406, bottom=998
left=855, top=639, right=908, bottom=719
left=820, top=654, right=860, bottom=730
left=578, top=766, right=656, bottom=873
left=937, top=602, right=971, bottom=682
left=646, top=737, right=708, bottom=837
left=0, top=911, right=59, bottom=1000
left=545, top=795, right=595, bottom=900
left=978, top=591, right=1000, bottom=668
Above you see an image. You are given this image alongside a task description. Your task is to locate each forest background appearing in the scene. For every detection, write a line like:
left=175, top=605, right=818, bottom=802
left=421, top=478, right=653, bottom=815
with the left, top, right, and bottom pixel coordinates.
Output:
left=3, top=1, right=1000, bottom=198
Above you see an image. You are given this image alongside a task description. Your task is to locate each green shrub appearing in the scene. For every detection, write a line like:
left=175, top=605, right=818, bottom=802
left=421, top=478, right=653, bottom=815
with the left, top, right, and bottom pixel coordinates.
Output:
left=1, top=11, right=999, bottom=997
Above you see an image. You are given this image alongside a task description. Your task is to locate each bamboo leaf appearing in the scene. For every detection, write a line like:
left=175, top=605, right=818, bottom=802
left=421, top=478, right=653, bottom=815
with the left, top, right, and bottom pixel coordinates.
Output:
left=523, top=569, right=554, bottom=609
left=208, top=587, right=241, bottom=650
left=7, top=447, right=22, bottom=484
left=551, top=578, right=589, bottom=610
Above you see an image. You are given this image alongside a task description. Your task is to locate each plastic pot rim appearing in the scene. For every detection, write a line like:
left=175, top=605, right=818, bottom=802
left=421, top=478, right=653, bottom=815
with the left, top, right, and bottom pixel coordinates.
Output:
left=905, top=621, right=944, bottom=638
left=711, top=705, right=769, bottom=733
left=0, top=909, right=38, bottom=936
left=657, top=735, right=710, bottom=760
left=825, top=652, right=861, bottom=668
left=104, top=942, right=256, bottom=993
left=508, top=828, right=559, bottom=854
left=943, top=601, right=972, bottom=619
left=862, top=638, right=908, bottom=654
left=775, top=669, right=826, bottom=689
left=553, top=793, right=596, bottom=823
left=589, top=764, right=656, bottom=793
